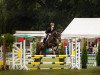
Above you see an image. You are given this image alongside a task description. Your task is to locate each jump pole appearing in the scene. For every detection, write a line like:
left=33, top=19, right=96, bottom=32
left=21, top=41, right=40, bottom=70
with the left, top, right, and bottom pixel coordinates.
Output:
left=23, top=40, right=29, bottom=70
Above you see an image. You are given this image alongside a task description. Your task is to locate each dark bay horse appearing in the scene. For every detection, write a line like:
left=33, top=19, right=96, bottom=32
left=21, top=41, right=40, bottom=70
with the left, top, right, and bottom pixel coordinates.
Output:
left=36, top=30, right=61, bottom=55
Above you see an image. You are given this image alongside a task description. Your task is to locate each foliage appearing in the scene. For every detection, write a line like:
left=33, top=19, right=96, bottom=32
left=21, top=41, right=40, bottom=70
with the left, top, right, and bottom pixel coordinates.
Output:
left=32, top=38, right=39, bottom=55
left=0, top=33, right=15, bottom=47
left=3, top=33, right=15, bottom=51
left=0, top=36, right=3, bottom=46
left=0, top=0, right=100, bottom=33
left=60, top=42, right=65, bottom=54
left=81, top=39, right=88, bottom=69
left=4, top=33, right=15, bottom=45
left=96, top=42, right=100, bottom=66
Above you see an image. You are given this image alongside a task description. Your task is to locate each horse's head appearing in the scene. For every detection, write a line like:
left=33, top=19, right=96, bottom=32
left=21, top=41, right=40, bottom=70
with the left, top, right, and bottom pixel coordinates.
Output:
left=51, top=31, right=61, bottom=43
left=52, top=31, right=60, bottom=37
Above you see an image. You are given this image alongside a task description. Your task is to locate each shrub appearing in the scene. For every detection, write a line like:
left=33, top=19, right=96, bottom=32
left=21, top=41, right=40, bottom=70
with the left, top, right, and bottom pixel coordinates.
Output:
left=96, top=42, right=100, bottom=66
left=60, top=42, right=65, bottom=54
left=81, top=39, right=88, bottom=69
left=4, top=33, right=15, bottom=52
left=59, top=42, right=65, bottom=63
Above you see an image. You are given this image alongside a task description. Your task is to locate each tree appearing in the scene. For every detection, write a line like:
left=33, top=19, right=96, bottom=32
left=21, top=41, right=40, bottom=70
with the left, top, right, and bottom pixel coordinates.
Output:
left=81, top=39, right=88, bottom=69
left=0, top=33, right=15, bottom=70
left=0, top=0, right=8, bottom=34
left=1, top=0, right=100, bottom=33
left=96, top=42, right=100, bottom=66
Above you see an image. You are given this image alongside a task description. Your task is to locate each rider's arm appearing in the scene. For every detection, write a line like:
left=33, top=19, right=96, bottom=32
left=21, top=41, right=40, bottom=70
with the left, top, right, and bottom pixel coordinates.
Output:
left=45, top=27, right=51, bottom=34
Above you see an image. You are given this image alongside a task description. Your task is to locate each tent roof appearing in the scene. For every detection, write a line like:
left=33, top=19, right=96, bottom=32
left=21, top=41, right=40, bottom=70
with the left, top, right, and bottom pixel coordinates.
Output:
left=62, top=18, right=100, bottom=38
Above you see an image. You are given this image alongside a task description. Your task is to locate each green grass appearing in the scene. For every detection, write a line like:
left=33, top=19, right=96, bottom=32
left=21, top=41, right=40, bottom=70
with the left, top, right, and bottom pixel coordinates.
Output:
left=0, top=67, right=100, bottom=75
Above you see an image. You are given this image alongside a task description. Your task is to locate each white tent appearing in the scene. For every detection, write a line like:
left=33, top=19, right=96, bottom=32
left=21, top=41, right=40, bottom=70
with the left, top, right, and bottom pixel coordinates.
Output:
left=62, top=18, right=100, bottom=38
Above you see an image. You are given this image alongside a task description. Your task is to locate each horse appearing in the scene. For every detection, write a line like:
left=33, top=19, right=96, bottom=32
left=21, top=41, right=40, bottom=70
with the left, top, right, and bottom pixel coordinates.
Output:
left=45, top=30, right=61, bottom=54
left=35, top=30, right=61, bottom=55
left=33, top=30, right=61, bottom=68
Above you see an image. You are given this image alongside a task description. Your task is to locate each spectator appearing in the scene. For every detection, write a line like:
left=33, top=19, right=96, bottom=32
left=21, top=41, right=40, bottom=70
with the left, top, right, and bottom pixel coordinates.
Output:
left=91, top=42, right=95, bottom=47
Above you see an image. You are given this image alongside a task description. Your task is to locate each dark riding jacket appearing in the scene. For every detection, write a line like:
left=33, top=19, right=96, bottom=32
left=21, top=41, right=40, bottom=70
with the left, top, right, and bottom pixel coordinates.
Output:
left=45, top=27, right=56, bottom=34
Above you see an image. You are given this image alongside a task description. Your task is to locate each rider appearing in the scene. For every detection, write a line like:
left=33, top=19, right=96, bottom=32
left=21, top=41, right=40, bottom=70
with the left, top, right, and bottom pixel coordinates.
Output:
left=43, top=22, right=56, bottom=43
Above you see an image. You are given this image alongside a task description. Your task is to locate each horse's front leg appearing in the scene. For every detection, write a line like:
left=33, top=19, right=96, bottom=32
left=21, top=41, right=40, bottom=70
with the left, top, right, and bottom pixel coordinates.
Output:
left=52, top=46, right=58, bottom=55
left=52, top=46, right=55, bottom=55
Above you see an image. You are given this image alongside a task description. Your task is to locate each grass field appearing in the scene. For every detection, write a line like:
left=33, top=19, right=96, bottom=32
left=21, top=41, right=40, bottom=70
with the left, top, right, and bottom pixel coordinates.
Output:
left=0, top=67, right=100, bottom=75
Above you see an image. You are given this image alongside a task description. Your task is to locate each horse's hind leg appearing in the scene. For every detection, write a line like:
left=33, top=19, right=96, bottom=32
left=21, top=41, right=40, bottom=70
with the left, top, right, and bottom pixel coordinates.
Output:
left=53, top=50, right=55, bottom=55
left=52, top=46, right=58, bottom=55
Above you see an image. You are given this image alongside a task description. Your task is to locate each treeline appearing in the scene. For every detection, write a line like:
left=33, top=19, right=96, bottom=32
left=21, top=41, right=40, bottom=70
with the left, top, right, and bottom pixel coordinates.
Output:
left=0, top=0, right=100, bottom=34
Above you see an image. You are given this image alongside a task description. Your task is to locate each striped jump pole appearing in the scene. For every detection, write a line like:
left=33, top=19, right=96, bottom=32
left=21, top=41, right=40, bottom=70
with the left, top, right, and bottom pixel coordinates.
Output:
left=32, top=55, right=67, bottom=57
left=27, top=55, right=68, bottom=59
left=31, top=57, right=66, bottom=59
left=28, top=62, right=67, bottom=65
left=30, top=68, right=67, bottom=70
